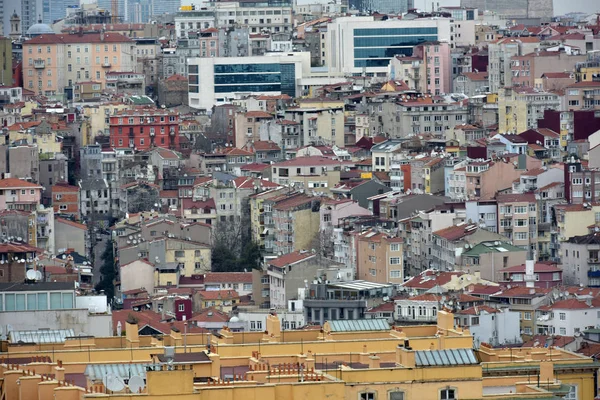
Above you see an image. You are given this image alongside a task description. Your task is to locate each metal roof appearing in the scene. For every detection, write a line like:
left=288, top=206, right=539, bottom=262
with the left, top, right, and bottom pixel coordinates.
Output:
left=328, top=319, right=390, bottom=332
left=9, top=329, right=75, bottom=344
left=415, top=349, right=478, bottom=367
left=328, top=280, right=393, bottom=291
left=85, top=363, right=151, bottom=381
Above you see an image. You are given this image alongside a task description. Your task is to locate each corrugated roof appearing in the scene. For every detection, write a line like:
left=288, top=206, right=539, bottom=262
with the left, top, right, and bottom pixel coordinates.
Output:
left=415, top=349, right=478, bottom=367
left=327, top=319, right=389, bottom=332
left=85, top=363, right=150, bottom=381
left=9, top=329, right=75, bottom=344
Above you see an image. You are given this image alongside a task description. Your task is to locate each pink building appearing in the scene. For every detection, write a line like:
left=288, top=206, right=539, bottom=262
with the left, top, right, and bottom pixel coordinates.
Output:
left=0, top=178, right=42, bottom=211
left=499, top=262, right=563, bottom=288
left=413, top=41, right=452, bottom=95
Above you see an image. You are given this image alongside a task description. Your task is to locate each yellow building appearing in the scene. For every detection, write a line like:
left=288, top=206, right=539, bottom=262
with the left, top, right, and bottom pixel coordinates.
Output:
left=554, top=203, right=600, bottom=241
left=81, top=103, right=128, bottom=146
left=7, top=120, right=62, bottom=154
left=0, top=311, right=597, bottom=400
left=248, top=187, right=287, bottom=248
left=498, top=87, right=561, bottom=134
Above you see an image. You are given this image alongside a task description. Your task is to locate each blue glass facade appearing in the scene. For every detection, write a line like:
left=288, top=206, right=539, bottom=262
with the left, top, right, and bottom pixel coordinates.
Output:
left=353, top=27, right=438, bottom=68
left=213, top=63, right=296, bottom=95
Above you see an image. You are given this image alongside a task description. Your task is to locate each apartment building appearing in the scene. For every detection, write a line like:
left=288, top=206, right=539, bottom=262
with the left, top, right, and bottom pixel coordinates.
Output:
left=271, top=193, right=321, bottom=256
left=51, top=183, right=80, bottom=219
left=562, top=233, right=600, bottom=287
left=565, top=81, right=600, bottom=110
left=22, top=32, right=136, bottom=97
left=496, top=193, right=537, bottom=255
left=509, top=50, right=587, bottom=88
left=536, top=297, right=600, bottom=336
left=282, top=105, right=345, bottom=148
left=108, top=108, right=180, bottom=151
left=498, top=87, right=561, bottom=134
left=0, top=178, right=42, bottom=212
left=270, top=156, right=352, bottom=189
left=489, top=286, right=553, bottom=338
left=461, top=241, right=528, bottom=281
left=431, top=223, right=506, bottom=272
left=356, top=230, right=404, bottom=285
left=358, top=96, right=469, bottom=138
left=488, top=37, right=540, bottom=92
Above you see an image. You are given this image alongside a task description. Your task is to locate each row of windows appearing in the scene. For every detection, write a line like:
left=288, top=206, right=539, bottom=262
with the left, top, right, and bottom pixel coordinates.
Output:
left=354, top=47, right=415, bottom=60
left=214, top=63, right=281, bottom=74
left=353, top=35, right=437, bottom=48
left=354, top=27, right=438, bottom=36
left=214, top=83, right=281, bottom=93
left=214, top=72, right=281, bottom=84
left=358, top=388, right=454, bottom=400
left=0, top=292, right=74, bottom=312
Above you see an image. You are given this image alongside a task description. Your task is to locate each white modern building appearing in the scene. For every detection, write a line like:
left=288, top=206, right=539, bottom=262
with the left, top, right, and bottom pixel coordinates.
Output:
left=187, top=52, right=311, bottom=110
left=325, top=16, right=454, bottom=76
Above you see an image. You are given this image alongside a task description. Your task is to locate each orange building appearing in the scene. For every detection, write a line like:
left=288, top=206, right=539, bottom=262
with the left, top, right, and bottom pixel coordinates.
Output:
left=22, top=32, right=136, bottom=97
left=51, top=182, right=80, bottom=220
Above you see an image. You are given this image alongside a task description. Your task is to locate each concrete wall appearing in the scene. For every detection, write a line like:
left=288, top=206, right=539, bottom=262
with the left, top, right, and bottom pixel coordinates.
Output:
left=0, top=309, right=112, bottom=336
left=120, top=260, right=155, bottom=295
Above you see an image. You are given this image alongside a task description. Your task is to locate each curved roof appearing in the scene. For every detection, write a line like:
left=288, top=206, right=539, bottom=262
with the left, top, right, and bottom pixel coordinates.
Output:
left=26, top=22, right=55, bottom=36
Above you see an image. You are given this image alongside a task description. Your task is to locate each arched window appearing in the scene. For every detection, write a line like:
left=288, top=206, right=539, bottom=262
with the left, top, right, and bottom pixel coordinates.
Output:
left=432, top=306, right=437, bottom=316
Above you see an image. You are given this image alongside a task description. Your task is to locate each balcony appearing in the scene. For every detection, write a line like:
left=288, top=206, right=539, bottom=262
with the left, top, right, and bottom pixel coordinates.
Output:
left=33, top=59, right=45, bottom=69
left=102, top=63, right=112, bottom=68
left=588, top=258, right=600, bottom=264
left=503, top=226, right=513, bottom=231
left=549, top=242, right=559, bottom=249
left=588, top=270, right=600, bottom=278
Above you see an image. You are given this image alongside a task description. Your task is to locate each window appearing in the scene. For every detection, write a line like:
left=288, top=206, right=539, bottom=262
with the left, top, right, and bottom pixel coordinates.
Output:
left=559, top=312, right=566, bottom=320
left=390, top=270, right=401, bottom=278
left=389, top=257, right=401, bottom=265
left=563, top=384, right=578, bottom=400
left=390, top=243, right=400, bottom=252
left=560, top=327, right=567, bottom=335
left=524, top=312, right=531, bottom=320
left=359, top=392, right=376, bottom=400
left=440, top=388, right=456, bottom=400
left=178, top=303, right=185, bottom=312
left=388, top=392, right=404, bottom=400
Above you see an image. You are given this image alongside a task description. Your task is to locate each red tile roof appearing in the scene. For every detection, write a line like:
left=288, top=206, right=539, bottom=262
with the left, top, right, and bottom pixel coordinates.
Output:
left=500, top=262, right=561, bottom=273
left=204, top=272, right=252, bottom=284
left=252, top=140, right=281, bottom=151
left=402, top=270, right=464, bottom=289
left=539, top=298, right=600, bottom=311
left=0, top=178, right=42, bottom=189
left=455, top=305, right=500, bottom=315
left=268, top=250, right=316, bottom=268
left=366, top=302, right=395, bottom=313
left=197, top=289, right=240, bottom=300
left=25, top=32, right=133, bottom=45
left=246, top=111, right=274, bottom=118
left=273, top=193, right=314, bottom=211
left=432, top=224, right=478, bottom=241
left=189, top=307, right=230, bottom=323
left=51, top=183, right=79, bottom=192
left=240, top=163, right=270, bottom=172
left=462, top=71, right=489, bottom=81
left=111, top=310, right=207, bottom=335
left=522, top=335, right=575, bottom=348
left=495, top=192, right=537, bottom=203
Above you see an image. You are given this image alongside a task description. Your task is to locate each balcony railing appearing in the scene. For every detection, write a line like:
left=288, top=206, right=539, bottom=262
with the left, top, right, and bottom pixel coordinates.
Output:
left=588, top=258, right=600, bottom=264
left=34, top=59, right=45, bottom=69
left=102, top=63, right=112, bottom=68
left=588, top=270, right=600, bottom=278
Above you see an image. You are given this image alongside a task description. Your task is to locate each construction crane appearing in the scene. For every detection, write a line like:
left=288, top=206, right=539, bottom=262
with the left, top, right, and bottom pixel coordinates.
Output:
left=111, top=0, right=118, bottom=23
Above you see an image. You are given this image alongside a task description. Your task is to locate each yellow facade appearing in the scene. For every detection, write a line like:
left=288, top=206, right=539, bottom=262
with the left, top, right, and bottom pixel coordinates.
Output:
left=82, top=103, right=128, bottom=146
left=0, top=311, right=597, bottom=400
left=9, top=129, right=61, bottom=155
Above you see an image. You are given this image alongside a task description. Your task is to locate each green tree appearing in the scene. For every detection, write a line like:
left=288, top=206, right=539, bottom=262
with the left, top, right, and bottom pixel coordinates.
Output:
left=95, top=240, right=116, bottom=303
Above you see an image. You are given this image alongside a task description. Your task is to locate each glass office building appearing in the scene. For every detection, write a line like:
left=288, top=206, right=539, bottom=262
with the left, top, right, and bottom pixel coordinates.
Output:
left=353, top=27, right=438, bottom=68
left=211, top=63, right=297, bottom=96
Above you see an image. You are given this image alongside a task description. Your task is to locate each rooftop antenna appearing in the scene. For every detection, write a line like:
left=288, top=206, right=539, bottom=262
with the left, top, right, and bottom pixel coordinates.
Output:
left=103, top=373, right=125, bottom=393
left=128, top=375, right=145, bottom=394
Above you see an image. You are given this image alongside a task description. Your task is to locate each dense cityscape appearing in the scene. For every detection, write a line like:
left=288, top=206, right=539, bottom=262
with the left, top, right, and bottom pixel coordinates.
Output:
left=0, top=0, right=599, bottom=399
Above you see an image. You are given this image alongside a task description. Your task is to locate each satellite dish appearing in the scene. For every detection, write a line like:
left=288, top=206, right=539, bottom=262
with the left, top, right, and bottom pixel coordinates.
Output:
left=26, top=270, right=36, bottom=280
left=103, top=373, right=125, bottom=392
left=128, top=375, right=145, bottom=393
left=35, top=270, right=42, bottom=281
